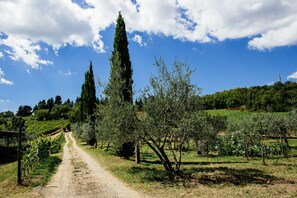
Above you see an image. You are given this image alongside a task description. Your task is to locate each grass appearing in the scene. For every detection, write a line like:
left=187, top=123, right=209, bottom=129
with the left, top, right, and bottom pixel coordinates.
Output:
left=0, top=155, right=62, bottom=198
left=206, top=109, right=288, bottom=121
left=79, top=141, right=297, bottom=198
left=0, top=133, right=65, bottom=197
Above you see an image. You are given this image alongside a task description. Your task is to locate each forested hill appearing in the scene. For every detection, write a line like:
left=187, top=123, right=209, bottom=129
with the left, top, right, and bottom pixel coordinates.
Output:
left=202, top=81, right=297, bottom=112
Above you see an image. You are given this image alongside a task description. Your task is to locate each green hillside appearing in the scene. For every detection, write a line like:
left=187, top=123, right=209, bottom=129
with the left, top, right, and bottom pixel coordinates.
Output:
left=203, top=81, right=297, bottom=112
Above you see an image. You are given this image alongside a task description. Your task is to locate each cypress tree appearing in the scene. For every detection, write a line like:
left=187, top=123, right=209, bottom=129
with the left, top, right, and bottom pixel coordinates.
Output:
left=79, top=61, right=97, bottom=146
left=80, top=61, right=96, bottom=121
left=106, top=12, right=135, bottom=158
left=111, top=12, right=133, bottom=103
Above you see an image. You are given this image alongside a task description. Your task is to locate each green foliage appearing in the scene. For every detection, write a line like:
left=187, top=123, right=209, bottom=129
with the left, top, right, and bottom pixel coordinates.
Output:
left=33, top=96, right=72, bottom=121
left=22, top=134, right=64, bottom=179
left=217, top=136, right=285, bottom=157
left=79, top=61, right=97, bottom=123
left=116, top=142, right=135, bottom=159
left=16, top=105, right=32, bottom=117
left=50, top=104, right=71, bottom=120
left=203, top=81, right=297, bottom=112
left=0, top=110, right=14, bottom=118
left=110, top=12, right=133, bottom=103
left=71, top=123, right=84, bottom=139
left=72, top=119, right=97, bottom=146
left=76, top=61, right=97, bottom=145
left=25, top=118, right=69, bottom=136
left=50, top=133, right=65, bottom=154
left=103, top=12, right=134, bottom=157
left=288, top=109, right=297, bottom=134
left=96, top=101, right=136, bottom=157
left=217, top=112, right=294, bottom=160
left=0, top=111, right=14, bottom=127
left=54, top=95, right=62, bottom=106
left=34, top=109, right=51, bottom=121
left=189, top=111, right=226, bottom=156
left=22, top=143, right=39, bottom=177
left=5, top=116, right=25, bottom=131
left=22, top=137, right=49, bottom=177
left=139, top=58, right=203, bottom=174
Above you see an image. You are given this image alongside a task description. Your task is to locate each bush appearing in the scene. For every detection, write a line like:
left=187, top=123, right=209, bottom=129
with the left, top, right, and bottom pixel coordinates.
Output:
left=217, top=135, right=245, bottom=156
left=34, top=109, right=51, bottom=121
left=22, top=134, right=64, bottom=178
left=116, top=142, right=135, bottom=159
left=217, top=135, right=285, bottom=157
left=50, top=133, right=65, bottom=154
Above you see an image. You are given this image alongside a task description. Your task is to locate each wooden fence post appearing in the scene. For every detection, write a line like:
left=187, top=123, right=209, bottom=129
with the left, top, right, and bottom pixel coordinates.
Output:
left=17, top=129, right=22, bottom=185
left=135, top=142, right=140, bottom=164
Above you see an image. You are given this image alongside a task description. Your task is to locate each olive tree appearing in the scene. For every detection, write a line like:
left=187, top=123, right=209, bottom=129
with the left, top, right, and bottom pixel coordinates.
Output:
left=189, top=112, right=226, bottom=156
left=138, top=58, right=201, bottom=175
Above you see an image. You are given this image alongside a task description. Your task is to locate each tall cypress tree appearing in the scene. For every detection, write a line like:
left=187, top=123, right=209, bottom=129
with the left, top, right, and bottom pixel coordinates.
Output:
left=79, top=61, right=97, bottom=146
left=80, top=61, right=96, bottom=121
left=105, top=12, right=135, bottom=158
left=110, top=12, right=133, bottom=103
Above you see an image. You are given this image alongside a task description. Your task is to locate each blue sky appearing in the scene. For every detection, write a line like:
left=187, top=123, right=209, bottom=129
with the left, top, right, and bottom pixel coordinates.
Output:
left=1, top=0, right=297, bottom=112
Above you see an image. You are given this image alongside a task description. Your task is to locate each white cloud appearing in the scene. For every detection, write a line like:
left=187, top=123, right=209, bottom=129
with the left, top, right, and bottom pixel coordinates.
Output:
left=0, top=0, right=104, bottom=68
left=0, top=51, right=3, bottom=58
left=178, top=0, right=297, bottom=49
left=287, top=71, right=297, bottom=79
left=0, top=68, right=13, bottom=85
left=65, top=69, right=73, bottom=76
left=0, top=99, right=10, bottom=103
left=1, top=35, right=53, bottom=69
left=59, top=69, right=76, bottom=76
left=132, top=34, right=147, bottom=46
left=0, top=0, right=297, bottom=69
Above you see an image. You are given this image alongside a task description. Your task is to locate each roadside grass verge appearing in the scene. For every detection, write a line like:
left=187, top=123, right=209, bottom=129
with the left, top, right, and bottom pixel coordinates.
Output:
left=79, top=141, right=297, bottom=198
left=0, top=155, right=62, bottom=198
left=0, top=133, right=65, bottom=198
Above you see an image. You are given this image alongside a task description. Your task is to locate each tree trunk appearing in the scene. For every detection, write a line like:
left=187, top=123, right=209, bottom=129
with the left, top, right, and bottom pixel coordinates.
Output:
left=145, top=140, right=174, bottom=175
left=245, top=141, right=249, bottom=160
left=100, top=140, right=104, bottom=149
left=195, top=140, right=208, bottom=156
left=106, top=142, right=110, bottom=151
left=18, top=129, right=22, bottom=185
left=159, top=147, right=174, bottom=174
left=261, top=144, right=266, bottom=165
left=280, top=135, right=284, bottom=157
left=135, top=143, right=140, bottom=164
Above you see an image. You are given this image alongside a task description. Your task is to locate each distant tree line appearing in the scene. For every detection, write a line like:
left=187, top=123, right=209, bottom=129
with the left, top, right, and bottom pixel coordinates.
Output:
left=32, top=96, right=73, bottom=121
left=202, top=81, right=297, bottom=112
left=7, top=96, right=73, bottom=121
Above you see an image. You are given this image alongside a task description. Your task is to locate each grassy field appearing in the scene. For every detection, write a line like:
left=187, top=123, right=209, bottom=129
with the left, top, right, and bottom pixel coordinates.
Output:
left=206, top=109, right=288, bottom=120
left=80, top=141, right=297, bottom=198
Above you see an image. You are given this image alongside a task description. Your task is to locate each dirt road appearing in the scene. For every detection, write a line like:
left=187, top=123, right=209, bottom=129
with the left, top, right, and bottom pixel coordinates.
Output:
left=40, top=132, right=142, bottom=198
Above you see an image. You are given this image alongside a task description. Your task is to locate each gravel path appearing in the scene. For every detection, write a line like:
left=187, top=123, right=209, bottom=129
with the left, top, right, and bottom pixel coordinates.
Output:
left=40, top=132, right=142, bottom=198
